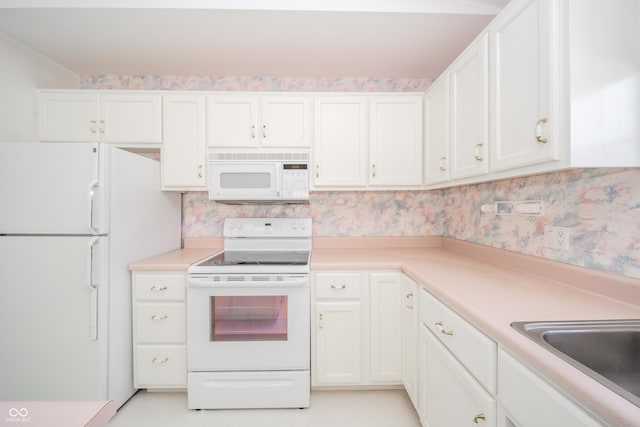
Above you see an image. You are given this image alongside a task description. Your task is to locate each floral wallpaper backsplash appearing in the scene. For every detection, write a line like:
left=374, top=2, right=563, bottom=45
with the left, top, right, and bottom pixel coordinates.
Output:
left=83, top=75, right=640, bottom=279
left=183, top=190, right=445, bottom=238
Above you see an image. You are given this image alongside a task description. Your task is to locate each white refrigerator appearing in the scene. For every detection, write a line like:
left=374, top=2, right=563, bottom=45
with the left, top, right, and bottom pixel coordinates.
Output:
left=0, top=142, right=181, bottom=407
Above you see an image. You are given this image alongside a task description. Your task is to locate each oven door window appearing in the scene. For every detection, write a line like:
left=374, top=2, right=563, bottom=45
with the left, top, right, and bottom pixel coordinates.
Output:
left=210, top=296, right=288, bottom=341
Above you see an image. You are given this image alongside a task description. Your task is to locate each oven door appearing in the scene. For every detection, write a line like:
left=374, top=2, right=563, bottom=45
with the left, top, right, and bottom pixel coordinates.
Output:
left=186, top=275, right=310, bottom=371
left=207, top=162, right=281, bottom=201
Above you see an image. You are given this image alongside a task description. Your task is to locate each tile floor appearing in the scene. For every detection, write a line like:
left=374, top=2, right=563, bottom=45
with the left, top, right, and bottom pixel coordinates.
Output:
left=109, top=389, right=422, bottom=427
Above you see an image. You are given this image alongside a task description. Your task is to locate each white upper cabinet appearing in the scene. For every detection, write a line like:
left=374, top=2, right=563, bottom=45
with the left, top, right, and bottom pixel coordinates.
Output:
left=313, top=96, right=368, bottom=188
left=38, top=91, right=162, bottom=144
left=369, top=96, right=423, bottom=187
left=489, top=0, right=558, bottom=172
left=206, top=94, right=311, bottom=149
left=313, top=94, right=423, bottom=190
left=161, top=94, right=206, bottom=191
left=450, top=32, right=489, bottom=180
left=424, top=74, right=450, bottom=185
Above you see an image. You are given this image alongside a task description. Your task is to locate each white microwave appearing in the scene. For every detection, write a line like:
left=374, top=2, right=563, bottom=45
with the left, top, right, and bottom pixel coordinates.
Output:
left=207, top=151, right=310, bottom=203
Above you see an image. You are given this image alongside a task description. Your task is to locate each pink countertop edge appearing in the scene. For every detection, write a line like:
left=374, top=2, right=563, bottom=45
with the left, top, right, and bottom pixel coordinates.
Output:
left=129, top=236, right=640, bottom=426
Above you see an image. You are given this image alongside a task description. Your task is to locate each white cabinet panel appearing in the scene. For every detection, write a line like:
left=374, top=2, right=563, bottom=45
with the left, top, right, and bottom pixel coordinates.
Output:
left=313, top=96, right=368, bottom=187
left=161, top=95, right=206, bottom=190
left=489, top=0, right=558, bottom=171
left=369, top=96, right=423, bottom=187
left=38, top=91, right=162, bottom=144
left=369, top=272, right=402, bottom=383
left=424, top=74, right=450, bottom=185
left=314, top=301, right=362, bottom=385
left=422, top=325, right=496, bottom=427
left=497, top=348, right=604, bottom=427
left=402, top=275, right=419, bottom=409
left=207, top=94, right=310, bottom=149
left=450, top=32, right=489, bottom=180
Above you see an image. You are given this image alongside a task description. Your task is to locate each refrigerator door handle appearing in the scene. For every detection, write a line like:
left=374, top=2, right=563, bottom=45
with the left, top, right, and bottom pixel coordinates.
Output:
left=88, top=180, right=100, bottom=235
left=87, top=236, right=99, bottom=340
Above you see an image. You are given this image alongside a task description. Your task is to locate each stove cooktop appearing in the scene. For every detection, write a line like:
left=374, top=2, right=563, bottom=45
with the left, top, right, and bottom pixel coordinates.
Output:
left=196, top=250, right=310, bottom=267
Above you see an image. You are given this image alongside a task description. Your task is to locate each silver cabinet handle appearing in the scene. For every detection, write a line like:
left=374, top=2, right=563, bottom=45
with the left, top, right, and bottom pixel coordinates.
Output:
left=319, top=313, right=323, bottom=329
left=435, top=321, right=453, bottom=336
left=330, top=284, right=347, bottom=289
left=151, top=314, right=168, bottom=320
left=439, top=157, right=447, bottom=171
left=151, top=357, right=169, bottom=365
left=250, top=125, right=256, bottom=139
left=90, top=120, right=97, bottom=134
left=535, top=118, right=548, bottom=144
left=371, top=164, right=376, bottom=178
left=315, top=164, right=319, bottom=178
left=197, top=164, right=203, bottom=178
left=99, top=119, right=105, bottom=135
left=262, top=124, right=267, bottom=139
left=474, top=144, right=484, bottom=161
left=150, top=285, right=168, bottom=292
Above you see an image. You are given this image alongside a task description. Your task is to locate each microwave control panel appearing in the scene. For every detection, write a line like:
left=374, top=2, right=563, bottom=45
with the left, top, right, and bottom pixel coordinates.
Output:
left=282, top=164, right=309, bottom=199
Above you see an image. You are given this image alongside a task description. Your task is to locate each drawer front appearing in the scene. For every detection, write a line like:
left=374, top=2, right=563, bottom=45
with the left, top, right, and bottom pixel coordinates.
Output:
left=135, top=345, right=187, bottom=388
left=134, top=272, right=185, bottom=301
left=135, top=303, right=186, bottom=344
left=420, top=288, right=497, bottom=394
left=315, top=272, right=362, bottom=299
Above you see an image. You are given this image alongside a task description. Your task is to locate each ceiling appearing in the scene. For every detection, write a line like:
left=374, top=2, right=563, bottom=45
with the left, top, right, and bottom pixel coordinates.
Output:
left=0, top=0, right=509, bottom=79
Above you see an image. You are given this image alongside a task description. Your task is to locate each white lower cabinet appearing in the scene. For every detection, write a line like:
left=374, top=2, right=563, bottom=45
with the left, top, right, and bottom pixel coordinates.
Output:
left=312, top=271, right=402, bottom=387
left=418, top=287, right=496, bottom=427
left=420, top=325, right=496, bottom=427
left=402, top=275, right=419, bottom=408
left=132, top=271, right=187, bottom=390
left=497, top=348, right=604, bottom=427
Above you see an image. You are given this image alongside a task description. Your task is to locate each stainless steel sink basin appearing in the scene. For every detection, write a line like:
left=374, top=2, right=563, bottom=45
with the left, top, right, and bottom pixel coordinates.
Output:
left=512, top=319, right=640, bottom=407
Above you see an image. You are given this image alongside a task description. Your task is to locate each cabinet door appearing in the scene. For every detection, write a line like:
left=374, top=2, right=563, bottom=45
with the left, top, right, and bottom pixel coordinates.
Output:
left=489, top=0, right=559, bottom=172
left=161, top=95, right=206, bottom=190
left=313, top=96, right=368, bottom=188
left=369, top=96, right=423, bottom=187
left=207, top=95, right=259, bottom=148
left=315, top=301, right=362, bottom=385
left=402, top=275, right=419, bottom=408
left=498, top=349, right=604, bottom=427
left=100, top=93, right=162, bottom=143
left=421, top=325, right=496, bottom=427
left=424, top=74, right=450, bottom=185
left=369, top=272, right=402, bottom=383
left=451, top=33, right=489, bottom=180
left=38, top=92, right=98, bottom=142
left=260, top=96, right=311, bottom=148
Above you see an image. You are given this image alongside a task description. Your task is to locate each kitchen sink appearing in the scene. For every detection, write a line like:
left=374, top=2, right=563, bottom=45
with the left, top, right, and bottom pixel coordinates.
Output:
left=511, top=319, right=640, bottom=407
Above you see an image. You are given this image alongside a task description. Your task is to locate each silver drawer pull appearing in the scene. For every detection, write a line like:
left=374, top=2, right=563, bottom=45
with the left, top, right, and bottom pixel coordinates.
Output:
left=151, top=357, right=169, bottom=365
left=150, top=285, right=168, bottom=292
left=151, top=314, right=168, bottom=321
left=330, top=284, right=347, bottom=289
left=435, top=321, right=454, bottom=336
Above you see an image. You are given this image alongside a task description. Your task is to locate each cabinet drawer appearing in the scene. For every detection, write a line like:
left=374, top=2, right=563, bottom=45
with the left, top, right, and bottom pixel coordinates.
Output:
left=134, top=273, right=185, bottom=301
left=135, top=303, right=186, bottom=344
left=419, top=288, right=497, bottom=394
left=135, top=345, right=187, bottom=388
left=315, top=272, right=362, bottom=299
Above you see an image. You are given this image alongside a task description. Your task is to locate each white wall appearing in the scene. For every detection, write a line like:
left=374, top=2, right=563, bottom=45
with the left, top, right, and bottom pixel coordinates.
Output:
left=0, top=32, right=78, bottom=142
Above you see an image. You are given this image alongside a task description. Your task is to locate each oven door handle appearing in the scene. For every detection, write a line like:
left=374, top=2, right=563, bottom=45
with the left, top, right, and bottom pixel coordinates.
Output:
left=187, top=276, right=309, bottom=288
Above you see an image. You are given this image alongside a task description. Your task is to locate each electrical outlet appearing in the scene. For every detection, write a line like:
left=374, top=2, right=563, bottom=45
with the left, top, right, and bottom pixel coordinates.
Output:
left=544, top=226, right=571, bottom=251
